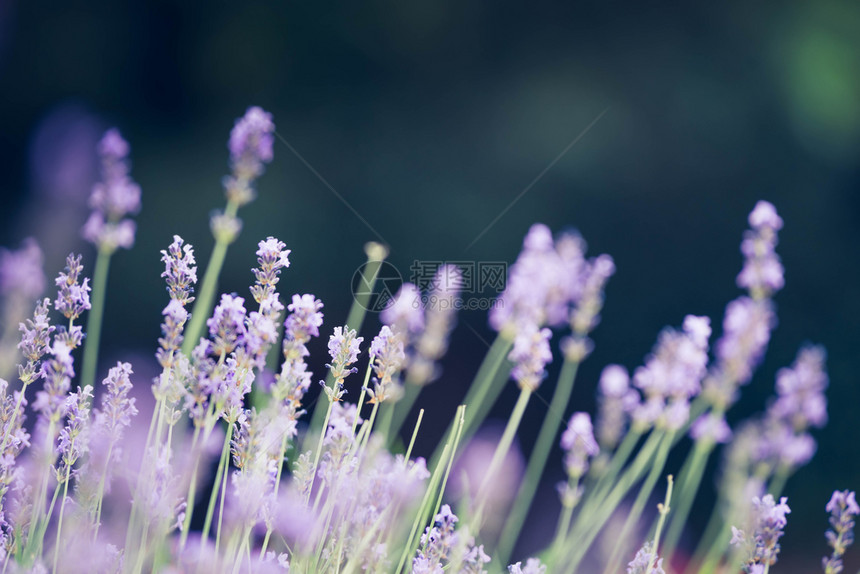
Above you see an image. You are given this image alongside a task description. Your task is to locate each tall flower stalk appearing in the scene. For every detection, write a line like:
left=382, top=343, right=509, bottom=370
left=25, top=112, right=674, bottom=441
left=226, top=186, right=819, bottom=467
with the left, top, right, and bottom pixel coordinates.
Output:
left=80, top=129, right=141, bottom=392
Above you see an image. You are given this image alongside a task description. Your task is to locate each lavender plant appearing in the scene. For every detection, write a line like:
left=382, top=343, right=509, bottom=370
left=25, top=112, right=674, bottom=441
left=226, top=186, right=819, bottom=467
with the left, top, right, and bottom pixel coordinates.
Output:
left=0, top=105, right=852, bottom=574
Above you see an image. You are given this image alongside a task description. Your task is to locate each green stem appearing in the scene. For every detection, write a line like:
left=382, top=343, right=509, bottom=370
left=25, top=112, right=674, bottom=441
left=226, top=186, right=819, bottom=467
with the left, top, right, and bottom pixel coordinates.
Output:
left=662, top=436, right=715, bottom=561
left=548, top=476, right=580, bottom=568
left=80, top=249, right=111, bottom=391
left=92, top=442, right=115, bottom=540
left=307, top=398, right=335, bottom=504
left=201, top=422, right=234, bottom=546
left=649, top=475, right=674, bottom=570
left=181, top=200, right=238, bottom=356
left=497, top=359, right=580, bottom=564
left=259, top=432, right=290, bottom=559
left=472, top=387, right=532, bottom=531
left=561, top=430, right=665, bottom=573
left=429, top=334, right=512, bottom=470
left=404, top=409, right=424, bottom=462
left=52, top=472, right=72, bottom=574
left=603, top=431, right=675, bottom=574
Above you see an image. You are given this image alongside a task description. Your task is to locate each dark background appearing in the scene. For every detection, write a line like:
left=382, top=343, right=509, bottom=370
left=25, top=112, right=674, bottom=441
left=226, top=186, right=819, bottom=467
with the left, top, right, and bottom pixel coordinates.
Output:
left=1, top=1, right=859, bottom=570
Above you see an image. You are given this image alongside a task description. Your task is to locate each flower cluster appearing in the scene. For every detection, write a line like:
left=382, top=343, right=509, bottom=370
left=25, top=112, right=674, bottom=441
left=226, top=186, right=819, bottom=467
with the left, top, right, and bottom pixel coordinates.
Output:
left=82, top=129, right=141, bottom=252
left=0, top=113, right=845, bottom=574
left=823, top=490, right=859, bottom=574
left=629, top=315, right=711, bottom=432
left=731, top=494, right=791, bottom=571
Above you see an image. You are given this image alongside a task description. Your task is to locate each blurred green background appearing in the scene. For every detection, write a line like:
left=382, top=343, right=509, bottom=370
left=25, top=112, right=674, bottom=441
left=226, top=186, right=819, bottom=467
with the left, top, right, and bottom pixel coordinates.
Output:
left=1, top=0, right=859, bottom=569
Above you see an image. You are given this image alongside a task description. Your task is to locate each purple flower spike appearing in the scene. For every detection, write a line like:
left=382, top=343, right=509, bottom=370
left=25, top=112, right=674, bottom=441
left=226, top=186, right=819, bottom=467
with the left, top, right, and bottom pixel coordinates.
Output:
left=54, top=253, right=91, bottom=322
left=508, top=323, right=553, bottom=391
left=367, top=325, right=406, bottom=403
left=627, top=542, right=666, bottom=574
left=381, top=283, right=424, bottom=337
left=207, top=294, right=248, bottom=356
left=224, top=106, right=275, bottom=206
left=732, top=494, right=791, bottom=571
left=83, top=128, right=141, bottom=252
left=327, top=325, right=363, bottom=382
left=160, top=235, right=197, bottom=306
left=285, top=294, right=324, bottom=343
left=823, top=490, right=859, bottom=574
left=0, top=238, right=46, bottom=299
left=561, top=412, right=599, bottom=479
left=250, top=236, right=290, bottom=307
left=737, top=200, right=784, bottom=300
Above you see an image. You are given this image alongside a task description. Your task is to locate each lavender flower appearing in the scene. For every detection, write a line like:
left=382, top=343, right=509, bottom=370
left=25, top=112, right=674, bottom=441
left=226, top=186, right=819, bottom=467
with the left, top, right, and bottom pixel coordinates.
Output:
left=508, top=323, right=553, bottom=391
left=327, top=325, right=362, bottom=382
left=95, top=362, right=138, bottom=438
left=596, top=364, right=637, bottom=449
left=770, top=345, right=828, bottom=430
left=33, top=339, right=76, bottom=423
left=702, top=202, right=784, bottom=410
left=160, top=235, right=197, bottom=306
left=731, top=494, right=791, bottom=571
left=737, top=201, right=784, bottom=299
left=207, top=293, right=247, bottom=357
left=250, top=236, right=290, bottom=307
left=416, top=505, right=460, bottom=568
left=703, top=297, right=776, bottom=408
left=689, top=412, right=732, bottom=444
left=55, top=384, right=94, bottom=480
left=17, top=299, right=54, bottom=385
left=627, top=542, right=665, bottom=574
left=823, top=490, right=859, bottom=574
left=568, top=253, right=615, bottom=337
left=508, top=558, right=547, bottom=574
left=285, top=294, right=324, bottom=344
left=223, top=106, right=275, bottom=207
left=630, top=315, right=711, bottom=431
left=561, top=412, right=599, bottom=479
left=367, top=325, right=406, bottom=403
left=381, top=283, right=424, bottom=337
left=82, top=129, right=141, bottom=252
left=0, top=238, right=46, bottom=299
left=409, top=265, right=461, bottom=386
left=54, top=253, right=91, bottom=322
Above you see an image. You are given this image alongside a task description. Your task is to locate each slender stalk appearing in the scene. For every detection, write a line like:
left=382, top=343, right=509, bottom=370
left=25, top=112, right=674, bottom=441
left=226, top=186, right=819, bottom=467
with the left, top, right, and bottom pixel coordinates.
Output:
left=80, top=249, right=111, bottom=391
left=214, top=438, right=233, bottom=557
left=259, top=431, right=291, bottom=559
left=92, top=442, right=115, bottom=541
left=471, top=387, right=532, bottom=531
left=52, top=470, right=72, bottom=574
left=201, top=422, right=235, bottom=546
left=561, top=430, right=665, bottom=573
left=662, top=435, right=714, bottom=560
left=497, top=358, right=580, bottom=564
left=307, top=396, right=335, bottom=505
left=181, top=200, right=238, bottom=356
left=548, top=475, right=580, bottom=567
left=603, top=431, right=675, bottom=574
left=347, top=363, right=372, bottom=433
left=649, top=475, right=675, bottom=570
left=404, top=409, right=425, bottom=463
